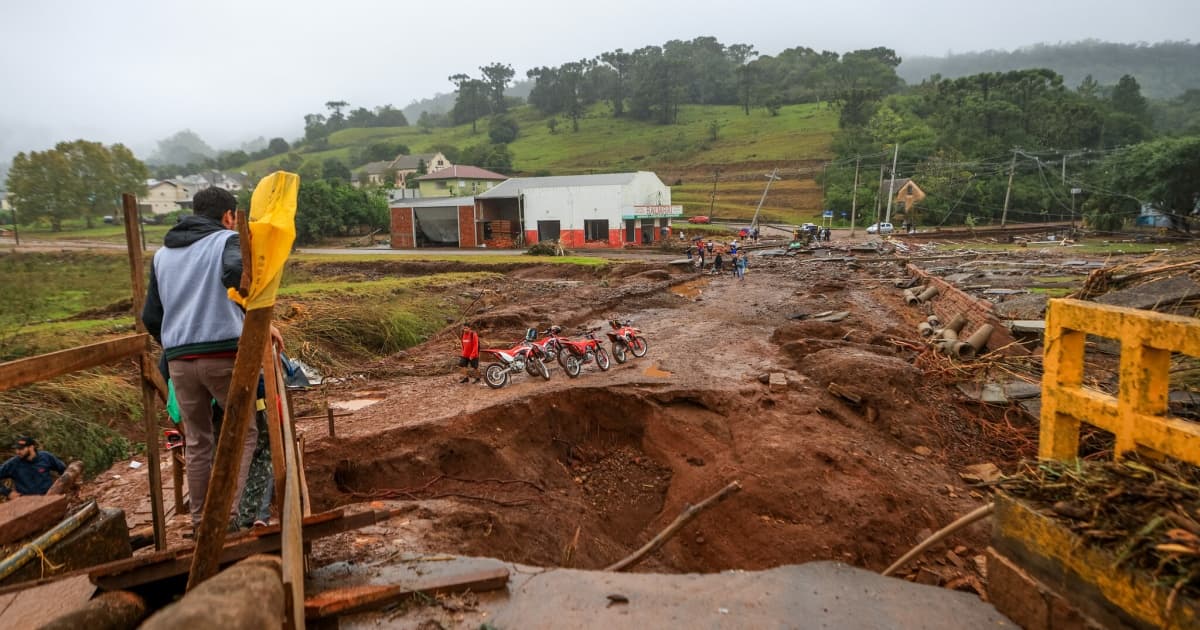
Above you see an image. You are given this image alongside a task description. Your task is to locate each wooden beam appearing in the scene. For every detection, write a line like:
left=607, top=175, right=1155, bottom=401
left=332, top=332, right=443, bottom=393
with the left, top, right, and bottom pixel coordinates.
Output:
left=0, top=334, right=148, bottom=393
left=141, top=368, right=167, bottom=551
left=304, top=567, right=511, bottom=619
left=0, top=496, right=68, bottom=545
left=275, top=350, right=306, bottom=629
left=46, top=461, right=84, bottom=496
left=261, top=347, right=286, bottom=518
left=122, top=193, right=147, bottom=334
left=186, top=308, right=274, bottom=590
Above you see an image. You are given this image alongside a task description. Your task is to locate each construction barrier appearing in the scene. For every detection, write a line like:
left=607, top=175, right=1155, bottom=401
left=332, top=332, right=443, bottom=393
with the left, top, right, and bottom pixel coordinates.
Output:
left=1039, top=298, right=1200, bottom=463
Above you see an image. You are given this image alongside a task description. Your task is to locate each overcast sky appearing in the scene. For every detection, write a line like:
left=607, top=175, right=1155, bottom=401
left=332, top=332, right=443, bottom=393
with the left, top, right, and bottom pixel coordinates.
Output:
left=1, top=0, right=1196, bottom=165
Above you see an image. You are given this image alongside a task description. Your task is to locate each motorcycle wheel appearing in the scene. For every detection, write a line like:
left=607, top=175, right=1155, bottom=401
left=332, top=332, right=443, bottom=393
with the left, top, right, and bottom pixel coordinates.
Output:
left=534, top=357, right=551, bottom=380
left=612, top=343, right=628, bottom=364
left=630, top=336, right=649, bottom=358
left=562, top=354, right=582, bottom=378
left=557, top=349, right=573, bottom=371
left=596, top=348, right=611, bottom=371
left=525, top=359, right=541, bottom=377
left=484, top=364, right=508, bottom=389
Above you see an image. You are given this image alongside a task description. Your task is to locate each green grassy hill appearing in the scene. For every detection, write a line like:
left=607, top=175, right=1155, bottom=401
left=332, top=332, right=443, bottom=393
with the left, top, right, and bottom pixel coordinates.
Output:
left=238, top=103, right=837, bottom=222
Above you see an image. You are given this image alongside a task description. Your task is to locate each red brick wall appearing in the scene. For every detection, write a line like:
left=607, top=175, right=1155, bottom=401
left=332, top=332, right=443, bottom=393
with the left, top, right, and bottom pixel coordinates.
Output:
left=907, top=263, right=1028, bottom=356
left=390, top=207, right=414, bottom=248
left=457, top=205, right=476, bottom=248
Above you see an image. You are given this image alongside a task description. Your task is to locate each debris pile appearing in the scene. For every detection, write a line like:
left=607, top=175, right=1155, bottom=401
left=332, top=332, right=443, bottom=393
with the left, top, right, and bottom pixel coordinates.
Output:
left=998, top=457, right=1200, bottom=601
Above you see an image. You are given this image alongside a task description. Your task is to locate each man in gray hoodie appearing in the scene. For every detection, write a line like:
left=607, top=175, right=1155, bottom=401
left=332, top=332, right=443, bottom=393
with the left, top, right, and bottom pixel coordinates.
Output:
left=143, top=187, right=281, bottom=531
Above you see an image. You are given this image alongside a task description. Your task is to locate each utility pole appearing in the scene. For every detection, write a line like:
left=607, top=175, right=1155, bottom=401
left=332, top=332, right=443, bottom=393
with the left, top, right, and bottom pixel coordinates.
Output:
left=875, top=160, right=886, bottom=228
left=821, top=162, right=828, bottom=210
left=849, top=157, right=861, bottom=237
left=1001, top=149, right=1017, bottom=227
left=1061, top=153, right=1067, bottom=186
left=883, top=143, right=900, bottom=224
left=707, top=168, right=720, bottom=217
left=749, top=168, right=780, bottom=232
left=10, top=206, right=18, bottom=246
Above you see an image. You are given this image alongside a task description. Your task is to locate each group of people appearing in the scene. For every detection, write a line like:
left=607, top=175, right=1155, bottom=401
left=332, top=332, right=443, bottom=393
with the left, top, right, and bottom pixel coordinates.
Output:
left=688, top=238, right=748, bottom=280
left=794, top=225, right=832, bottom=243
left=0, top=436, right=66, bottom=499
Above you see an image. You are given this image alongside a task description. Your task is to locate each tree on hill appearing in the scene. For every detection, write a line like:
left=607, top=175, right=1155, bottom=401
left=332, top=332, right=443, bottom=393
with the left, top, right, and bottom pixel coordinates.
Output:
left=373, top=105, right=409, bottom=127
left=599, top=49, right=632, bottom=116
left=488, top=114, right=519, bottom=144
left=480, top=63, right=515, bottom=113
left=325, top=100, right=349, bottom=132
left=449, top=73, right=489, bottom=133
left=267, top=137, right=290, bottom=155
left=728, top=43, right=758, bottom=114
left=1110, top=75, right=1149, bottom=121
left=322, top=157, right=352, bottom=183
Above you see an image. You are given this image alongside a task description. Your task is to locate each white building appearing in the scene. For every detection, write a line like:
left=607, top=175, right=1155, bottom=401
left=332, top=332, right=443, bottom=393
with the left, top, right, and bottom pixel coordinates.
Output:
left=477, top=172, right=677, bottom=248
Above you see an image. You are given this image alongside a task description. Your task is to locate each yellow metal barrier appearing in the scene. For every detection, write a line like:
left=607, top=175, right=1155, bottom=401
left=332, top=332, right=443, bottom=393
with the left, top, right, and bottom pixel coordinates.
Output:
left=1040, top=298, right=1200, bottom=463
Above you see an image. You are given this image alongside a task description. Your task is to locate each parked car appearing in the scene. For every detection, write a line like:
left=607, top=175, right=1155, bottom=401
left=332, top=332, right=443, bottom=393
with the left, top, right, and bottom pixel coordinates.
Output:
left=102, top=216, right=116, bottom=225
left=866, top=222, right=894, bottom=234
left=688, top=216, right=711, bottom=224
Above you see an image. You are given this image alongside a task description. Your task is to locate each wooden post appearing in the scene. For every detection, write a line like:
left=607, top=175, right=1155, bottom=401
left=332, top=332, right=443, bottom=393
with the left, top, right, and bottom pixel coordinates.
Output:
left=326, top=405, right=336, bottom=438
left=124, top=193, right=167, bottom=552
left=262, top=346, right=287, bottom=516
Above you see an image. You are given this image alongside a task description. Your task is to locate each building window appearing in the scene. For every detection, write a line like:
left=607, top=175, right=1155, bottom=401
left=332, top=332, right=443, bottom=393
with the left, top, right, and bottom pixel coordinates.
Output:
left=584, top=219, right=609, bottom=242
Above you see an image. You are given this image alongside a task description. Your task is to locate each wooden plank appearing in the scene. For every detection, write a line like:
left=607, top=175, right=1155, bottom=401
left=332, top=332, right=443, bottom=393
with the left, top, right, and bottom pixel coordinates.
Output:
left=276, top=350, right=306, bottom=630
left=122, top=193, right=147, bottom=333
left=262, top=347, right=286, bottom=517
left=95, top=510, right=378, bottom=592
left=0, top=334, right=147, bottom=393
left=186, top=308, right=274, bottom=590
left=141, top=372, right=167, bottom=551
left=0, top=495, right=68, bottom=545
left=304, top=566, right=511, bottom=619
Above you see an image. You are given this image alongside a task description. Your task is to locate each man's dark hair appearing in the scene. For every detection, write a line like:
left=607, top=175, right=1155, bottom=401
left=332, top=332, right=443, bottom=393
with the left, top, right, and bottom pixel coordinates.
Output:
left=193, top=187, right=237, bottom=222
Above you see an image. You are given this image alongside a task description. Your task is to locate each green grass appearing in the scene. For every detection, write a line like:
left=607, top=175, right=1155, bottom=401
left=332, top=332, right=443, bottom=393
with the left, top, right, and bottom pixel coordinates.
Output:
left=236, top=102, right=837, bottom=178
left=950, top=241, right=1179, bottom=255
left=0, top=252, right=136, bottom=328
left=277, top=271, right=501, bottom=297
left=15, top=220, right=171, bottom=244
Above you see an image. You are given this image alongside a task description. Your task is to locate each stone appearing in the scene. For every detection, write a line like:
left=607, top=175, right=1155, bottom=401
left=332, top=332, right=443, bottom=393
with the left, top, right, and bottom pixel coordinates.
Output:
left=912, top=446, right=933, bottom=457
left=769, top=373, right=787, bottom=392
left=959, top=463, right=1003, bottom=484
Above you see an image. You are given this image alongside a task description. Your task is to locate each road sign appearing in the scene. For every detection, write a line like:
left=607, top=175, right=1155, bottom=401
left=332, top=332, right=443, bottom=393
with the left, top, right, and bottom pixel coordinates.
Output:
left=1071, top=188, right=1082, bottom=195
left=822, top=210, right=833, bottom=218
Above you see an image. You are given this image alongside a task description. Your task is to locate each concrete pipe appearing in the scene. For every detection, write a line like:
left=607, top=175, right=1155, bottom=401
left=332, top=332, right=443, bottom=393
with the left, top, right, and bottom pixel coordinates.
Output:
left=936, top=339, right=956, bottom=355
left=953, top=324, right=995, bottom=361
left=926, top=314, right=942, bottom=328
left=916, top=286, right=940, bottom=303
left=903, top=288, right=920, bottom=306
left=938, top=327, right=959, bottom=343
left=917, top=322, right=935, bottom=337
left=944, top=313, right=968, bottom=334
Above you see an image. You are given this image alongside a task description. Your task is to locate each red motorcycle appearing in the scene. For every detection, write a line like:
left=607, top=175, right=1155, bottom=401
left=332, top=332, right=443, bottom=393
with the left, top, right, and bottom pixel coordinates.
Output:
left=481, top=329, right=550, bottom=389
left=532, top=326, right=567, bottom=366
left=557, top=326, right=611, bottom=378
left=606, top=319, right=648, bottom=364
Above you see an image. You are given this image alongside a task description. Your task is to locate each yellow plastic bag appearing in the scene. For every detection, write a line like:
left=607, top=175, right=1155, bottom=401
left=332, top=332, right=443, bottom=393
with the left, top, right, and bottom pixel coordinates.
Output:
left=227, top=171, right=299, bottom=310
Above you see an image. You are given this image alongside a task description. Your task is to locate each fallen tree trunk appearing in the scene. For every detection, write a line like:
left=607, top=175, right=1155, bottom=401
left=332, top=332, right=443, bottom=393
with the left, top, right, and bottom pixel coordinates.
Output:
left=142, top=555, right=283, bottom=630
left=605, top=481, right=742, bottom=572
left=47, top=461, right=84, bottom=496
left=39, top=590, right=146, bottom=630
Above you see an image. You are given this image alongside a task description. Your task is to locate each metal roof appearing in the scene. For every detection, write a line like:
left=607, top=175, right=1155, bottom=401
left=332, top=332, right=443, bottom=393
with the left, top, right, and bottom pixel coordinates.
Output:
left=477, top=172, right=642, bottom=199
left=416, top=165, right=508, bottom=181
left=390, top=195, right=475, bottom=208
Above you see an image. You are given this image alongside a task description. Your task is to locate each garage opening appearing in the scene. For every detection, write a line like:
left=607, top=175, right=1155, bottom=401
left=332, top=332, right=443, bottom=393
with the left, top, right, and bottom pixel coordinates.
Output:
left=584, top=219, right=609, bottom=243
left=625, top=219, right=636, bottom=244
left=413, top=207, right=460, bottom=247
left=537, top=220, right=561, bottom=242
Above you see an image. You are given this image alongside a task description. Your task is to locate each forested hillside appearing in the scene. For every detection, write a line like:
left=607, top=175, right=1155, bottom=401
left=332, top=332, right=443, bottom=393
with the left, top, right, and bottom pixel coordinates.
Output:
left=898, top=41, right=1200, bottom=99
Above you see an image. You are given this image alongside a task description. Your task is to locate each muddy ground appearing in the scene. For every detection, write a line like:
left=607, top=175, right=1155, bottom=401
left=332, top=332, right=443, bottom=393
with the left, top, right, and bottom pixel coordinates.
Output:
left=81, top=243, right=1078, bottom=597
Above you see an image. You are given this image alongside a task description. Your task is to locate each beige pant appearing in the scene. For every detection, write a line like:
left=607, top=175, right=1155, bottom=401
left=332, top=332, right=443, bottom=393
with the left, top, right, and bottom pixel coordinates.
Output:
left=169, top=356, right=258, bottom=528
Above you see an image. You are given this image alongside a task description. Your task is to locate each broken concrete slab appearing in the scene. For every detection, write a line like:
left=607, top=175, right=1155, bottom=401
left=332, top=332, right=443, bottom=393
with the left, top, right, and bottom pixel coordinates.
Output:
left=943, top=273, right=975, bottom=284
left=812, top=311, right=851, bottom=323
left=332, top=558, right=1013, bottom=629
left=957, top=381, right=1042, bottom=404
left=1005, top=320, right=1046, bottom=335
left=959, top=463, right=1003, bottom=484
left=993, top=294, right=1049, bottom=320
left=1095, top=274, right=1200, bottom=311
left=769, top=373, right=788, bottom=392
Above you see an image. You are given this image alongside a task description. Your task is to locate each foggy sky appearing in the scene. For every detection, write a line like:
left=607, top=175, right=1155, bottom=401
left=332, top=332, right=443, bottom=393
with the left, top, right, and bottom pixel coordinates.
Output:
left=1, top=0, right=1196, bottom=166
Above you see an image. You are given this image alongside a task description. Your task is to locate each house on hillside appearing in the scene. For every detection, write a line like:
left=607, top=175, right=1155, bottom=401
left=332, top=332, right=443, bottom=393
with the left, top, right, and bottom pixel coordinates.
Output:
left=415, top=165, right=507, bottom=198
left=351, top=152, right=452, bottom=188
left=389, top=171, right=677, bottom=249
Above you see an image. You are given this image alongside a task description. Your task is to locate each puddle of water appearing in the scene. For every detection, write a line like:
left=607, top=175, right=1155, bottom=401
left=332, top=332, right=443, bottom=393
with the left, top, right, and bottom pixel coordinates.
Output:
left=330, top=398, right=382, bottom=411
left=670, top=278, right=710, bottom=299
left=643, top=365, right=672, bottom=378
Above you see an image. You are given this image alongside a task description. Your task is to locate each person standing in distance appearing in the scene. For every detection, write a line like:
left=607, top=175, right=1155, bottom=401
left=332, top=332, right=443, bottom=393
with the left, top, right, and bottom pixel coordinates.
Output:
left=459, top=323, right=481, bottom=384
left=142, top=187, right=282, bottom=531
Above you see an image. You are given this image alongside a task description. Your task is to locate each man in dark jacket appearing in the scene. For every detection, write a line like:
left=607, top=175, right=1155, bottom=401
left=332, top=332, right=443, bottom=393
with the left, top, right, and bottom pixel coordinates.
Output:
left=0, top=436, right=66, bottom=498
left=142, top=187, right=281, bottom=530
